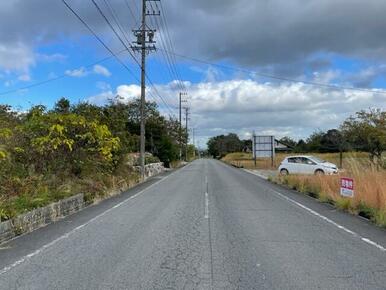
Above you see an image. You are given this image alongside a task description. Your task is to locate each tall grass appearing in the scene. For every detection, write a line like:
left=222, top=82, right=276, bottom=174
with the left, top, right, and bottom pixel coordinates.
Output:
left=0, top=164, right=140, bottom=222
left=222, top=152, right=371, bottom=170
left=273, top=164, right=386, bottom=227
left=223, top=152, right=386, bottom=227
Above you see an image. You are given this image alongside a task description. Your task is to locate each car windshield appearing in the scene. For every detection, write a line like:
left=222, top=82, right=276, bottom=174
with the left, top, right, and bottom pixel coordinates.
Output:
left=309, top=156, right=326, bottom=163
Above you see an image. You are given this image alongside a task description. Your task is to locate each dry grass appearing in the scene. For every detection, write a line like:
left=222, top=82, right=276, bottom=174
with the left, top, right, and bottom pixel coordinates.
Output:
left=223, top=151, right=386, bottom=227
left=273, top=166, right=386, bottom=227
left=0, top=165, right=140, bottom=221
left=222, top=151, right=371, bottom=170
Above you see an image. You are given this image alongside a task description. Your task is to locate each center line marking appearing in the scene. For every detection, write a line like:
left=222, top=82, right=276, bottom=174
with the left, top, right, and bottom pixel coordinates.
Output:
left=204, top=191, right=209, bottom=219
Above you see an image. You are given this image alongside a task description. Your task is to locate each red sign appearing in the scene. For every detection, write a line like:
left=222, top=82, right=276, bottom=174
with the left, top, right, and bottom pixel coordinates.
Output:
left=340, top=177, right=354, bottom=197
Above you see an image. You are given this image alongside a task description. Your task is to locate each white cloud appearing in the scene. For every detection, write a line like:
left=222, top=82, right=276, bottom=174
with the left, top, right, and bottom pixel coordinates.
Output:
left=37, top=53, right=67, bottom=63
left=96, top=81, right=111, bottom=91
left=18, top=74, right=31, bottom=82
left=65, top=67, right=88, bottom=78
left=87, top=91, right=115, bottom=106
left=86, top=78, right=386, bottom=146
left=156, top=79, right=386, bottom=145
left=312, top=70, right=340, bottom=84
left=0, top=42, right=35, bottom=72
left=93, top=64, right=111, bottom=77
left=116, top=84, right=141, bottom=100
left=87, top=84, right=141, bottom=105
left=64, top=65, right=111, bottom=78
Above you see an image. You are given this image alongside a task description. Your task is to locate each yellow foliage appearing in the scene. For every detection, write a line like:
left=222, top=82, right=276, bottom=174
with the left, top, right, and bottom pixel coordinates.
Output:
left=0, top=128, right=12, bottom=139
left=0, top=150, right=7, bottom=159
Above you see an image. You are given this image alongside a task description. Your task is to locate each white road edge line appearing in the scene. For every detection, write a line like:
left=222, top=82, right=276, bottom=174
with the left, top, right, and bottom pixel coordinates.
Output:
left=242, top=168, right=386, bottom=252
left=272, top=189, right=386, bottom=252
left=243, top=169, right=269, bottom=180
left=0, top=164, right=190, bottom=276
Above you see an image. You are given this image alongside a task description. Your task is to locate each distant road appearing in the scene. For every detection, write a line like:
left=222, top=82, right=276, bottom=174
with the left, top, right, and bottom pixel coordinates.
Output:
left=0, top=159, right=385, bottom=289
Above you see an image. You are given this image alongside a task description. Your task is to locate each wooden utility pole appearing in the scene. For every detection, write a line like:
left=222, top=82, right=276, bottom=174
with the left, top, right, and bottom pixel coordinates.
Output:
left=133, top=0, right=159, bottom=179
left=184, top=107, right=189, bottom=161
left=179, top=92, right=187, bottom=161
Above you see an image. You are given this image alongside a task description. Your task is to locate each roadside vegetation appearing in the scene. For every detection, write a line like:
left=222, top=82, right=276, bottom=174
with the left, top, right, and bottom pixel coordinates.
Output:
left=0, top=97, right=188, bottom=221
left=216, top=108, right=386, bottom=227
left=271, top=159, right=386, bottom=227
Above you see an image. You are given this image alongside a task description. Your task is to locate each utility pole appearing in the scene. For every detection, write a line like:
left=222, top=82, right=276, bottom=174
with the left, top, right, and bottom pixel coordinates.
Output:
left=192, top=128, right=196, bottom=159
left=132, top=0, right=159, bottom=180
left=179, top=92, right=187, bottom=161
left=184, top=107, right=190, bottom=161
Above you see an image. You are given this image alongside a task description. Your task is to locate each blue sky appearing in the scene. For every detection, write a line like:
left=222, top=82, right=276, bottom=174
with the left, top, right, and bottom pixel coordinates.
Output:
left=1, top=0, right=386, bottom=146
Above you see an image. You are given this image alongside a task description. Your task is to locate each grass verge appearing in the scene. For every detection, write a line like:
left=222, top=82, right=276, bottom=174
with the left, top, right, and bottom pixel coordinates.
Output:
left=0, top=164, right=140, bottom=222
left=271, top=173, right=386, bottom=228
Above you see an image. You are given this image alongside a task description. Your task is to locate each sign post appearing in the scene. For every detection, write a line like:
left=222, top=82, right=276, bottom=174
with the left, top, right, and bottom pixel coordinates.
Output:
left=340, top=177, right=354, bottom=197
left=252, top=134, right=275, bottom=168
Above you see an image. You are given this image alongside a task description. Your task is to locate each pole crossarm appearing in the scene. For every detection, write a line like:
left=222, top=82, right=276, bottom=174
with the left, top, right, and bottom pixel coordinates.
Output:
left=132, top=0, right=161, bottom=180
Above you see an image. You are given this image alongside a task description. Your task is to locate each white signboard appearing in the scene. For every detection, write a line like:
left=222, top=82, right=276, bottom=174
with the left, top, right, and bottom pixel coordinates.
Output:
left=340, top=177, right=354, bottom=197
left=253, top=135, right=275, bottom=158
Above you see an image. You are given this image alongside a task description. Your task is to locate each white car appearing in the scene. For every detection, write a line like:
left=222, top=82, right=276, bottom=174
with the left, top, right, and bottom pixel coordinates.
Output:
left=278, top=155, right=338, bottom=175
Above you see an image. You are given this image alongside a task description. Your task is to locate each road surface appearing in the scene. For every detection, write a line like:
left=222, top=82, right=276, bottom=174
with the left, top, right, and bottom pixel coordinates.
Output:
left=0, top=159, right=385, bottom=289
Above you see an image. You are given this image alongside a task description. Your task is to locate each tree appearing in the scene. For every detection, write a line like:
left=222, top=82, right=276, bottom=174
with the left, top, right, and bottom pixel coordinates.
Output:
left=341, top=109, right=386, bottom=166
left=23, top=110, right=120, bottom=175
left=279, top=136, right=296, bottom=148
left=306, top=131, right=325, bottom=152
left=242, top=139, right=252, bottom=152
left=320, top=129, right=344, bottom=152
left=207, top=133, right=243, bottom=158
left=295, top=139, right=308, bottom=152
left=54, top=97, right=71, bottom=114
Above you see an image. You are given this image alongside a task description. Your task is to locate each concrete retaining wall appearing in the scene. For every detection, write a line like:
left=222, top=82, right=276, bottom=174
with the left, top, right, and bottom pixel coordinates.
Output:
left=0, top=194, right=84, bottom=244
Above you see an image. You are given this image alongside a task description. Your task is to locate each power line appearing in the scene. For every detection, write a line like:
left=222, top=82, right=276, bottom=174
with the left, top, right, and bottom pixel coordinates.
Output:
left=161, top=49, right=386, bottom=95
left=157, top=2, right=186, bottom=92
left=91, top=0, right=177, bottom=117
left=159, top=1, right=186, bottom=92
left=129, top=0, right=140, bottom=20
left=101, top=0, right=133, bottom=52
left=149, top=15, right=182, bottom=92
left=62, top=0, right=176, bottom=117
left=123, top=0, right=139, bottom=27
left=91, top=0, right=133, bottom=58
left=62, top=0, right=138, bottom=80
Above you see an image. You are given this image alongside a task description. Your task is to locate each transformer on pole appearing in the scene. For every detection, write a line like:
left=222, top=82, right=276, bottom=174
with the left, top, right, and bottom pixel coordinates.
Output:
left=132, top=0, right=160, bottom=180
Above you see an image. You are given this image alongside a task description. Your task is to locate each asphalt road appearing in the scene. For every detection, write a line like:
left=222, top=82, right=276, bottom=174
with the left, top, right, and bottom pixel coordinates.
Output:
left=0, top=159, right=386, bottom=289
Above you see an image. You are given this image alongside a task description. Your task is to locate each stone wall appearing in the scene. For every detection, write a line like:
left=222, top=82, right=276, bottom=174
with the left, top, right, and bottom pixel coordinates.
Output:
left=0, top=163, right=166, bottom=245
left=135, top=162, right=165, bottom=179
left=0, top=194, right=84, bottom=244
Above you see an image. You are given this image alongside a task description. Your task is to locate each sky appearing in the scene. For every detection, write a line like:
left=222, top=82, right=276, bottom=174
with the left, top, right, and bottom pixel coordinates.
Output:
left=0, top=0, right=386, bottom=148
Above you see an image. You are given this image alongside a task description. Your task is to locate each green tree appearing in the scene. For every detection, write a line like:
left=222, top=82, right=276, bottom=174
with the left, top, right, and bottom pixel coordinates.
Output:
left=23, top=110, right=120, bottom=175
left=54, top=97, right=71, bottom=114
left=341, top=109, right=386, bottom=165
left=207, top=133, right=243, bottom=158
left=306, top=131, right=325, bottom=152
left=320, top=129, right=344, bottom=152
left=279, top=136, right=296, bottom=148
left=295, top=139, right=308, bottom=152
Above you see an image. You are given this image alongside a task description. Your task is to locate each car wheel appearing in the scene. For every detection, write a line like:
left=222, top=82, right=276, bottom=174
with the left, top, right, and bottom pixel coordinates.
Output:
left=315, top=169, right=324, bottom=175
left=280, top=169, right=289, bottom=176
